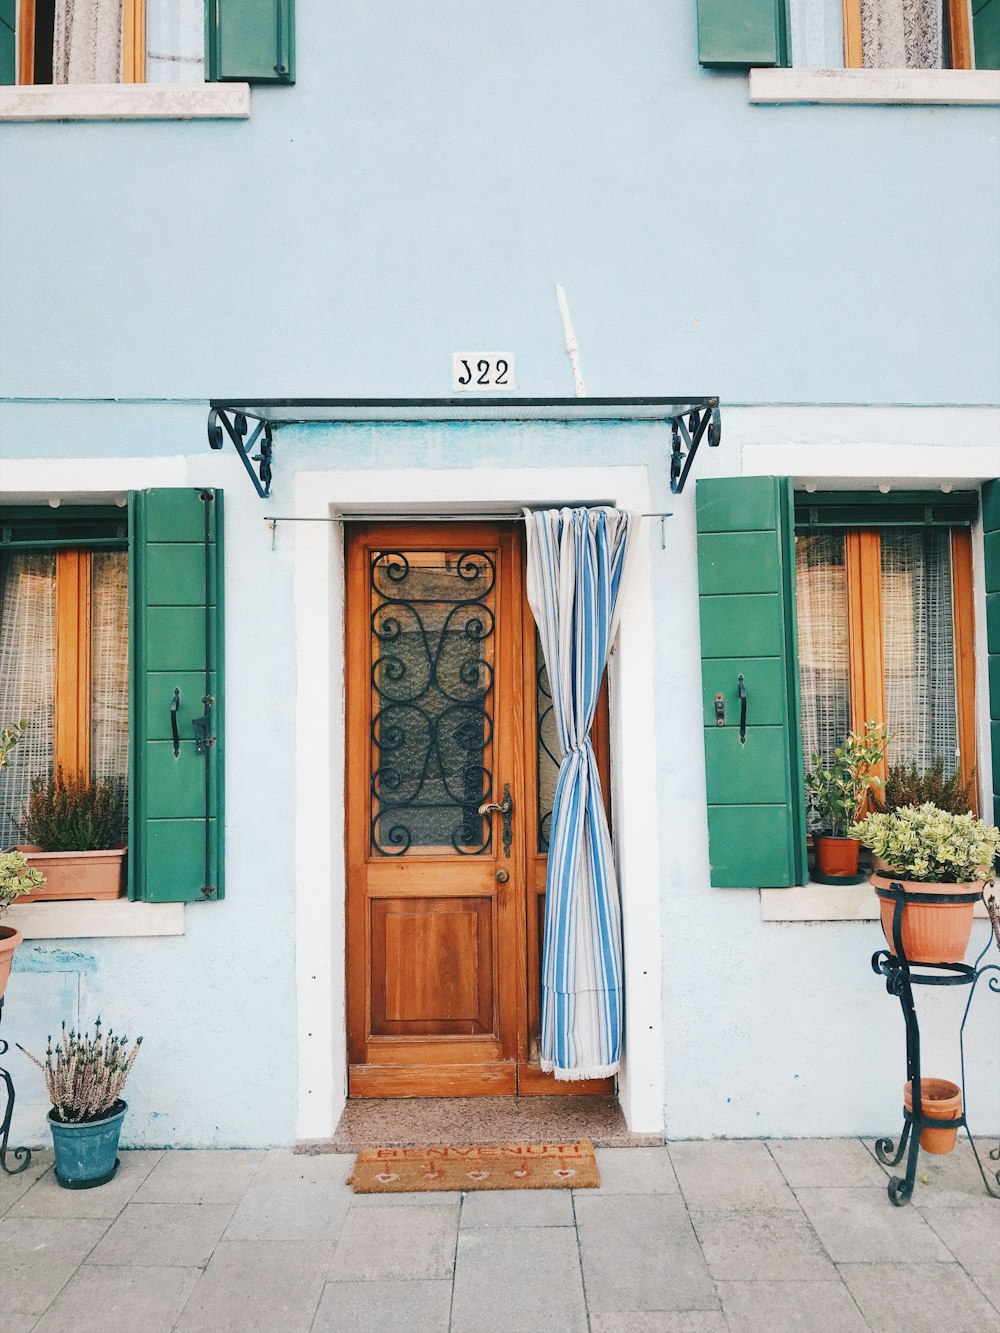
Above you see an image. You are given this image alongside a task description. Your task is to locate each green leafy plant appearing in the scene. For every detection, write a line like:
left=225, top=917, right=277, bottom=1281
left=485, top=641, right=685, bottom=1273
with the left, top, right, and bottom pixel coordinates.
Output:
left=18, top=1018, right=142, bottom=1123
left=23, top=768, right=126, bottom=852
left=851, top=803, right=1000, bottom=884
left=0, top=719, right=29, bottom=772
left=0, top=850, right=45, bottom=916
left=804, top=720, right=889, bottom=837
left=876, top=756, right=975, bottom=815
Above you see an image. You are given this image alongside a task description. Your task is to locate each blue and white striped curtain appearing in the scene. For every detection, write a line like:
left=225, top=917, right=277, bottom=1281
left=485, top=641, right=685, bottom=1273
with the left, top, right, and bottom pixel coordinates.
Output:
left=524, top=507, right=638, bottom=1079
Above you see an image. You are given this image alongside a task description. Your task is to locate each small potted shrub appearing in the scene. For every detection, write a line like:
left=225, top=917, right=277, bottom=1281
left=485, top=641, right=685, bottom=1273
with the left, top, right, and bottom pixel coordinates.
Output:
left=17, top=768, right=126, bottom=902
left=851, top=803, right=1000, bottom=964
left=0, top=722, right=45, bottom=995
left=804, top=720, right=888, bottom=881
left=19, top=1019, right=142, bottom=1188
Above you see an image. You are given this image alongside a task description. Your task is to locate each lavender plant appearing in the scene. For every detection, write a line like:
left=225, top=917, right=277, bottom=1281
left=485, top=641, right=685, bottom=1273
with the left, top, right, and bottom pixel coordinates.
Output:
left=18, top=1018, right=142, bottom=1123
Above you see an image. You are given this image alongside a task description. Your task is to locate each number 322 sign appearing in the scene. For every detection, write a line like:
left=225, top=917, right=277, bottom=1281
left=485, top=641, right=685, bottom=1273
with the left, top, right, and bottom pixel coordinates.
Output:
left=452, top=353, right=516, bottom=392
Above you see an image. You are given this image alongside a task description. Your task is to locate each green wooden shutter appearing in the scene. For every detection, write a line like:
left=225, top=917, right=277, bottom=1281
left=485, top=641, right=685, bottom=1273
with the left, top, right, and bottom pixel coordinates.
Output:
left=974, top=0, right=1000, bottom=70
left=207, top=0, right=295, bottom=83
left=984, top=479, right=1000, bottom=828
left=697, top=0, right=790, bottom=68
left=129, top=488, right=224, bottom=902
left=1, top=0, right=16, bottom=86
left=697, top=476, right=807, bottom=887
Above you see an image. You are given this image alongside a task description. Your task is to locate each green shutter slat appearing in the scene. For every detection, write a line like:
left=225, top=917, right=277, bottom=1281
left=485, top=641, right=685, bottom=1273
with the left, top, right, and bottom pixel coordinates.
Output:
left=130, top=489, right=224, bottom=903
left=983, top=479, right=1000, bottom=832
left=207, top=0, right=295, bottom=84
left=974, top=0, right=1000, bottom=70
left=697, top=476, right=806, bottom=888
left=697, top=0, right=790, bottom=68
left=1, top=0, right=15, bottom=87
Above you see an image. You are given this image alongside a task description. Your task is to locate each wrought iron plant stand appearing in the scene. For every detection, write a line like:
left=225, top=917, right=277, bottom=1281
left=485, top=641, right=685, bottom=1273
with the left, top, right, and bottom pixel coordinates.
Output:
left=0, top=997, right=32, bottom=1174
left=871, top=881, right=1000, bottom=1207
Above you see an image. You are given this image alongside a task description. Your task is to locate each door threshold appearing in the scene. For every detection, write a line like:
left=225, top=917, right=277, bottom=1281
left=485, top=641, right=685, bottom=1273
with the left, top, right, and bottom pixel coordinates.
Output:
left=302, top=1096, right=661, bottom=1153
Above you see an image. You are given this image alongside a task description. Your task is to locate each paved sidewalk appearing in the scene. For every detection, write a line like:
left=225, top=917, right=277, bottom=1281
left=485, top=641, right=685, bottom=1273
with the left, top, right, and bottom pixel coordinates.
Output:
left=2, top=1138, right=997, bottom=1332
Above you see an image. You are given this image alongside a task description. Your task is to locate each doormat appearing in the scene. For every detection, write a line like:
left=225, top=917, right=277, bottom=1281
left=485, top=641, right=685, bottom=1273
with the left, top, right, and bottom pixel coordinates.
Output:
left=350, top=1140, right=600, bottom=1192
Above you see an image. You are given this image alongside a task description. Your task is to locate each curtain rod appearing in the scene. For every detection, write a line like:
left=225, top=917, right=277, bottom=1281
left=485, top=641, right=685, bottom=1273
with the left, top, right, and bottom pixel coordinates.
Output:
left=262, top=510, right=674, bottom=550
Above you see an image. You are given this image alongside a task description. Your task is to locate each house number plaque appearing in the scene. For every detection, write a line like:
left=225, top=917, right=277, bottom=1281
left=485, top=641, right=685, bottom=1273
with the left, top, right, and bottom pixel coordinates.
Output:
left=452, top=353, right=516, bottom=392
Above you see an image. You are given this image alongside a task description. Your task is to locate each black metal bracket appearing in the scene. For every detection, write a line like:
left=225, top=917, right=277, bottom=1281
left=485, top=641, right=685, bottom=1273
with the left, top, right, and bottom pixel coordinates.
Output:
left=0, top=998, right=32, bottom=1176
left=207, top=408, right=273, bottom=499
left=669, top=403, right=721, bottom=495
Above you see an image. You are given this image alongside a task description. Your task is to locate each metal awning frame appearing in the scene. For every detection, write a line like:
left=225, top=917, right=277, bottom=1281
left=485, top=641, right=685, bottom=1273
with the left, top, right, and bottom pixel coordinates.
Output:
left=207, top=397, right=721, bottom=500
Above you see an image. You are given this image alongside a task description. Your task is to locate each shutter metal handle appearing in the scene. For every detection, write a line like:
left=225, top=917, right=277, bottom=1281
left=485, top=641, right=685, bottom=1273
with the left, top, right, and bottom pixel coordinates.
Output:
left=738, top=674, right=747, bottom=746
left=170, top=688, right=181, bottom=758
left=274, top=0, right=288, bottom=75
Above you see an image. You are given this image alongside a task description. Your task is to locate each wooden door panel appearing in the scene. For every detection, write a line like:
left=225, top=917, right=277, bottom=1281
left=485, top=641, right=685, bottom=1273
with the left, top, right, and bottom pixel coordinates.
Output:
left=347, top=524, right=522, bottom=1094
left=371, top=896, right=496, bottom=1036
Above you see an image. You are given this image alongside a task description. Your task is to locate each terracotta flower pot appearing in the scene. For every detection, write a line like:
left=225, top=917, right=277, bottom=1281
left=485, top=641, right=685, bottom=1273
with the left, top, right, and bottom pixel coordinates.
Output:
left=14, top=847, right=126, bottom=903
left=904, top=1078, right=962, bottom=1155
left=871, top=872, right=981, bottom=965
left=814, top=835, right=860, bottom=879
left=0, top=925, right=23, bottom=999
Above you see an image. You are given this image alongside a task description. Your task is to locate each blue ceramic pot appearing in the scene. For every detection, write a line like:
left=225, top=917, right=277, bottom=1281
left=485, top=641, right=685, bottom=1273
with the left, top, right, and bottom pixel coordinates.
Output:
left=48, top=1100, right=126, bottom=1189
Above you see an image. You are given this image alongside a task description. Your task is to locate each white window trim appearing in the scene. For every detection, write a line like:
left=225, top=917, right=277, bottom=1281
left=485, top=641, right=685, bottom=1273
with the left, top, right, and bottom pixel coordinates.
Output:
left=0, top=83, right=249, bottom=122
left=761, top=884, right=992, bottom=921
left=5, top=898, right=184, bottom=938
left=749, top=68, right=1000, bottom=104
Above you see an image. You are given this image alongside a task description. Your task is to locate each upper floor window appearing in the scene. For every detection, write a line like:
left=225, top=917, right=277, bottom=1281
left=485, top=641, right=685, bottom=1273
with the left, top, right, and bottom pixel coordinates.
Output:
left=10, top=0, right=148, bottom=84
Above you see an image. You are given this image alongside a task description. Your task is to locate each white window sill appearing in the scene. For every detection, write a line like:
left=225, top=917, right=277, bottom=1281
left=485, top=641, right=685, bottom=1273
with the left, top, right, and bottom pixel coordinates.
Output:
left=5, top=899, right=184, bottom=939
left=0, top=83, right=250, bottom=122
left=749, top=68, right=1000, bottom=106
left=761, top=882, right=992, bottom=922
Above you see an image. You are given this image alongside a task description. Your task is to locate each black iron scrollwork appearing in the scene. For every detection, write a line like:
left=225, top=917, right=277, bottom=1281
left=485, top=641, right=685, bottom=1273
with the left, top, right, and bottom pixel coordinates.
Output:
left=370, top=550, right=496, bottom=856
left=207, top=408, right=273, bottom=499
left=0, top=1000, right=32, bottom=1175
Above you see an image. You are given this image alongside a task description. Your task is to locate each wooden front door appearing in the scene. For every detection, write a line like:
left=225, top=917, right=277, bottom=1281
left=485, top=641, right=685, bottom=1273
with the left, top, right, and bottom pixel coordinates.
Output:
left=346, top=522, right=613, bottom=1097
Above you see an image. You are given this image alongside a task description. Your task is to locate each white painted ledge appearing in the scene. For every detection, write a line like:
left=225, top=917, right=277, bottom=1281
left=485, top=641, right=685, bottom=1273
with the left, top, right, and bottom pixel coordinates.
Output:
left=0, top=83, right=250, bottom=122
left=761, top=883, right=991, bottom=922
left=5, top=899, right=185, bottom=939
left=749, top=68, right=1000, bottom=105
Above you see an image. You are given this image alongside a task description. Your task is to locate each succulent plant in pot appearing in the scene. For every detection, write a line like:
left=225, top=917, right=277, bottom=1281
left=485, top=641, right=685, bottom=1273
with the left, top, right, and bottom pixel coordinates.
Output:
left=851, top=803, right=1000, bottom=964
left=18, top=1019, right=143, bottom=1188
left=804, top=720, right=888, bottom=882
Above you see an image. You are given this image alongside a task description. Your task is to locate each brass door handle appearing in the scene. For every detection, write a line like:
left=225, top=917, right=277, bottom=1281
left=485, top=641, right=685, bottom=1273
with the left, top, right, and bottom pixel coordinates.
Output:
left=478, top=784, right=513, bottom=858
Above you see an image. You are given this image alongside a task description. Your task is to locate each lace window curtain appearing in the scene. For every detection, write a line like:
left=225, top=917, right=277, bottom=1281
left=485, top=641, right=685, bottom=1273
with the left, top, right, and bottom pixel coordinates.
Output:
left=90, top=552, right=130, bottom=783
left=795, top=526, right=959, bottom=778
left=860, top=1, right=945, bottom=68
left=881, top=529, right=958, bottom=775
left=54, top=0, right=123, bottom=83
left=796, top=533, right=851, bottom=768
left=0, top=554, right=56, bottom=846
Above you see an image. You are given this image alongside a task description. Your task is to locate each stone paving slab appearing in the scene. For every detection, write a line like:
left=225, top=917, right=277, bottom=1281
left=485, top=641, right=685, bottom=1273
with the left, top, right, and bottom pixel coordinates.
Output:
left=2, top=1137, right=997, bottom=1330
left=838, top=1261, right=1000, bottom=1333
left=32, top=1263, right=201, bottom=1333
left=451, top=1224, right=589, bottom=1333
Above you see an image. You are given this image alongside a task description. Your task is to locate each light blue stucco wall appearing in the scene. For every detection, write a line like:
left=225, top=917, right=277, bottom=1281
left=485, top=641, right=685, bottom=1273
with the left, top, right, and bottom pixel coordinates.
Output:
left=1, top=3, right=998, bottom=1146
left=1, top=2, right=998, bottom=404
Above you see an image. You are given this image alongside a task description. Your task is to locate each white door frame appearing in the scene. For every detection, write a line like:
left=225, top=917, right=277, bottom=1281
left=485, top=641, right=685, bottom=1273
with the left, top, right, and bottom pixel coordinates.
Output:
left=292, top=460, right=666, bottom=1141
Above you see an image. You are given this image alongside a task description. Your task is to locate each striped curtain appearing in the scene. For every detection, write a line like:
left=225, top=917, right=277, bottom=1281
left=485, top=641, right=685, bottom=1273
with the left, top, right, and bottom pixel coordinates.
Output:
left=524, top=507, right=638, bottom=1079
